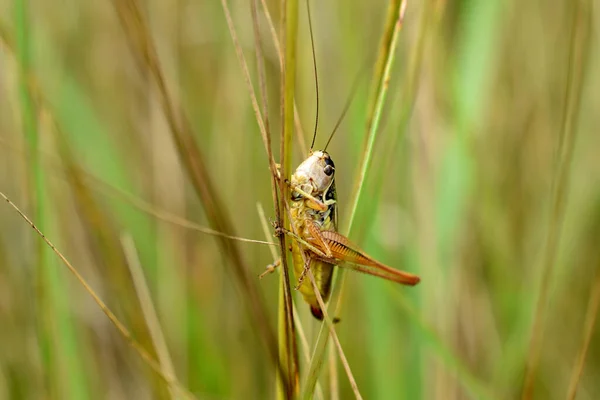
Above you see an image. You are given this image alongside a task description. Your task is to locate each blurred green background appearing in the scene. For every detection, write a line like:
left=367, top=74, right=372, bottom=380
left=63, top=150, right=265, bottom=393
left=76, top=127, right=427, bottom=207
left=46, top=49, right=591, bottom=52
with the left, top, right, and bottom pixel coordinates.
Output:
left=0, top=0, right=598, bottom=399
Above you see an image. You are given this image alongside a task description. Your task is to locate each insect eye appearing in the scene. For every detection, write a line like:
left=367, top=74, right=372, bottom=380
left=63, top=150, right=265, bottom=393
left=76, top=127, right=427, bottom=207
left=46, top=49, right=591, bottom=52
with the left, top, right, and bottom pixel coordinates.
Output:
left=323, top=165, right=334, bottom=176
left=291, top=191, right=302, bottom=201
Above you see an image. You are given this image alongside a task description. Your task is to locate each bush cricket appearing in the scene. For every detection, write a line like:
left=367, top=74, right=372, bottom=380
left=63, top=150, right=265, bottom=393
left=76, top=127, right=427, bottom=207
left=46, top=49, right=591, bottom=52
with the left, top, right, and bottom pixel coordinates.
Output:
left=266, top=150, right=420, bottom=320
left=263, top=1, right=420, bottom=320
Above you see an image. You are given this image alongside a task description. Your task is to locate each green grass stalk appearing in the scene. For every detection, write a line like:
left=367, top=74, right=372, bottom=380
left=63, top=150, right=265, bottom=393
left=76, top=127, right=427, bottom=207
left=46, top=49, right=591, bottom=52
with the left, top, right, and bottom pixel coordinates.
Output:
left=15, top=0, right=49, bottom=394
left=302, top=1, right=408, bottom=397
left=279, top=0, right=300, bottom=398
left=15, top=2, right=89, bottom=398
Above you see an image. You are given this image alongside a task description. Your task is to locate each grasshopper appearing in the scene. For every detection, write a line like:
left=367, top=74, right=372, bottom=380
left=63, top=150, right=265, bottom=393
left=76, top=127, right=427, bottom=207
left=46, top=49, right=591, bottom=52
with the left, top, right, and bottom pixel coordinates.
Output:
left=265, top=150, right=420, bottom=320
left=262, top=0, right=420, bottom=320
left=275, top=150, right=420, bottom=320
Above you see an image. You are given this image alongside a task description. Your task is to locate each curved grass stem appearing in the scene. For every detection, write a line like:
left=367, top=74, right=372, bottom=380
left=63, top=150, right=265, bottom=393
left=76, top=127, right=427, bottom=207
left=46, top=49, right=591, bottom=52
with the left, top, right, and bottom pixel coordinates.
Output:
left=0, top=192, right=196, bottom=400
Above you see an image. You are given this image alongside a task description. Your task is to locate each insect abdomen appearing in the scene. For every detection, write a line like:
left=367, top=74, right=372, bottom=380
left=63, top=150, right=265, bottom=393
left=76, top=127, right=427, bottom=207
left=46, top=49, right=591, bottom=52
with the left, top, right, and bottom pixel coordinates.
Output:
left=292, top=241, right=334, bottom=320
left=291, top=204, right=336, bottom=320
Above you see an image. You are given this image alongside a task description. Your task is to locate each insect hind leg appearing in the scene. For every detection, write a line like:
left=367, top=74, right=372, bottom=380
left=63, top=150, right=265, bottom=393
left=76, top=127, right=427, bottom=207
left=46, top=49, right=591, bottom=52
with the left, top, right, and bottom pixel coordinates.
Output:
left=295, top=251, right=314, bottom=290
left=273, top=224, right=331, bottom=260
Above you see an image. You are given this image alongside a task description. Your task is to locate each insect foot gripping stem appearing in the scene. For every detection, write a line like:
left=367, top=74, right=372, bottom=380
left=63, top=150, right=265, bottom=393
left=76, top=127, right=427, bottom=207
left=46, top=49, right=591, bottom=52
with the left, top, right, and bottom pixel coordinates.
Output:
left=270, top=219, right=284, bottom=238
left=273, top=163, right=282, bottom=180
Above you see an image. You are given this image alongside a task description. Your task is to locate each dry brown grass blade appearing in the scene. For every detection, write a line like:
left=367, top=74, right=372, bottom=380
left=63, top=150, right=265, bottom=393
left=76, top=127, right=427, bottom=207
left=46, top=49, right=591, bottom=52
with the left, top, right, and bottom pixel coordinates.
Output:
left=566, top=267, right=600, bottom=400
left=257, top=203, right=324, bottom=400
left=3, top=20, right=176, bottom=397
left=121, top=233, right=177, bottom=400
left=259, top=0, right=308, bottom=155
left=110, top=0, right=284, bottom=391
left=89, top=173, right=276, bottom=246
left=250, top=0, right=301, bottom=393
left=248, top=2, right=300, bottom=382
left=0, top=27, right=274, bottom=250
left=521, top=0, right=591, bottom=397
left=328, top=342, right=339, bottom=400
left=220, top=0, right=299, bottom=394
left=0, top=134, right=275, bottom=247
left=275, top=197, right=365, bottom=399
left=56, top=136, right=171, bottom=397
left=274, top=200, right=363, bottom=399
left=303, top=1, right=409, bottom=395
left=279, top=0, right=302, bottom=396
left=0, top=192, right=196, bottom=400
left=0, top=24, right=270, bottom=250
left=305, top=267, right=363, bottom=400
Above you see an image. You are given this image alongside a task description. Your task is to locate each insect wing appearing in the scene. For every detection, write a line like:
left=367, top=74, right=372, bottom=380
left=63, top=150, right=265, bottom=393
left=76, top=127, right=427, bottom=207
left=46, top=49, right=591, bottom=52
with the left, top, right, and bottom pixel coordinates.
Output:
left=320, top=231, right=420, bottom=286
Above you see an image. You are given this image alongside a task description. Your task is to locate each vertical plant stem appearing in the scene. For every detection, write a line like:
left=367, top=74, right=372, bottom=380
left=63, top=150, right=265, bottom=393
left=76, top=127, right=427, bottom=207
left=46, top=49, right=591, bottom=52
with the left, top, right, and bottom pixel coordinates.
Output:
left=257, top=203, right=324, bottom=400
left=521, top=0, right=591, bottom=397
left=346, top=0, right=407, bottom=234
left=328, top=343, right=339, bottom=400
left=260, top=0, right=308, bottom=155
left=363, top=0, right=401, bottom=141
left=111, top=0, right=284, bottom=392
left=354, top=0, right=431, bottom=242
left=250, top=0, right=300, bottom=395
left=302, top=269, right=363, bottom=400
left=14, top=1, right=52, bottom=396
left=279, top=0, right=300, bottom=398
left=217, top=1, right=302, bottom=395
left=281, top=0, right=298, bottom=186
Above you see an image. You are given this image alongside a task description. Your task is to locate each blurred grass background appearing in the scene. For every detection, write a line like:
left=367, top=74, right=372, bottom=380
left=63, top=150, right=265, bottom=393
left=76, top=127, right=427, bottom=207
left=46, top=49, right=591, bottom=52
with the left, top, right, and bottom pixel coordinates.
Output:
left=0, top=0, right=598, bottom=399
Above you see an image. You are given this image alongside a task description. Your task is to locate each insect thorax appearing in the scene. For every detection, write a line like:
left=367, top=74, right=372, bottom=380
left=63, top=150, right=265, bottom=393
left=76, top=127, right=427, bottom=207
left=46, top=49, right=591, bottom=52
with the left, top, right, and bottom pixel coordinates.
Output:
left=290, top=182, right=336, bottom=236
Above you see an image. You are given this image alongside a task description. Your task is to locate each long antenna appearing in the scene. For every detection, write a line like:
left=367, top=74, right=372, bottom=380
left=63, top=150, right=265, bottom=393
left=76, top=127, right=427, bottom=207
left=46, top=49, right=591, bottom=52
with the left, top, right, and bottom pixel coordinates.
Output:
left=323, top=62, right=366, bottom=151
left=307, top=0, right=319, bottom=151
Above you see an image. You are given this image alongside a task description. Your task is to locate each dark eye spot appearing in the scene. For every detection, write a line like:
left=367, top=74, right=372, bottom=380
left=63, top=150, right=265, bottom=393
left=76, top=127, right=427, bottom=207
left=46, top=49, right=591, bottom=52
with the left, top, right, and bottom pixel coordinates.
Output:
left=323, top=164, right=334, bottom=176
left=324, top=154, right=335, bottom=169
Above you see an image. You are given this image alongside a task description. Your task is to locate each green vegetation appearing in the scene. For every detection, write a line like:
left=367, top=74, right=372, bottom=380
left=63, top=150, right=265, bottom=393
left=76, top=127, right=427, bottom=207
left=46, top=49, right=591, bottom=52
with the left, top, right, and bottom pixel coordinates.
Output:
left=0, top=0, right=597, bottom=399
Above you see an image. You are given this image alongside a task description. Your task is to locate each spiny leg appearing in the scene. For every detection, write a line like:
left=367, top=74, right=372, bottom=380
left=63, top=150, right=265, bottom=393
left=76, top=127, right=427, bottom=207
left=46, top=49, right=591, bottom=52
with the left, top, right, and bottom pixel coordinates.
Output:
left=258, top=250, right=317, bottom=293
left=306, top=220, right=334, bottom=258
left=262, top=251, right=318, bottom=292
left=295, top=251, right=314, bottom=290
left=273, top=224, right=331, bottom=260
left=258, top=252, right=314, bottom=292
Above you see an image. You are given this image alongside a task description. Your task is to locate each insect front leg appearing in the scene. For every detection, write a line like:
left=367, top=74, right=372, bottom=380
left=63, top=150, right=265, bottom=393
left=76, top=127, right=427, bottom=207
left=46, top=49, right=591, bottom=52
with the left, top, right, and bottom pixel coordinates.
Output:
left=288, top=184, right=331, bottom=212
